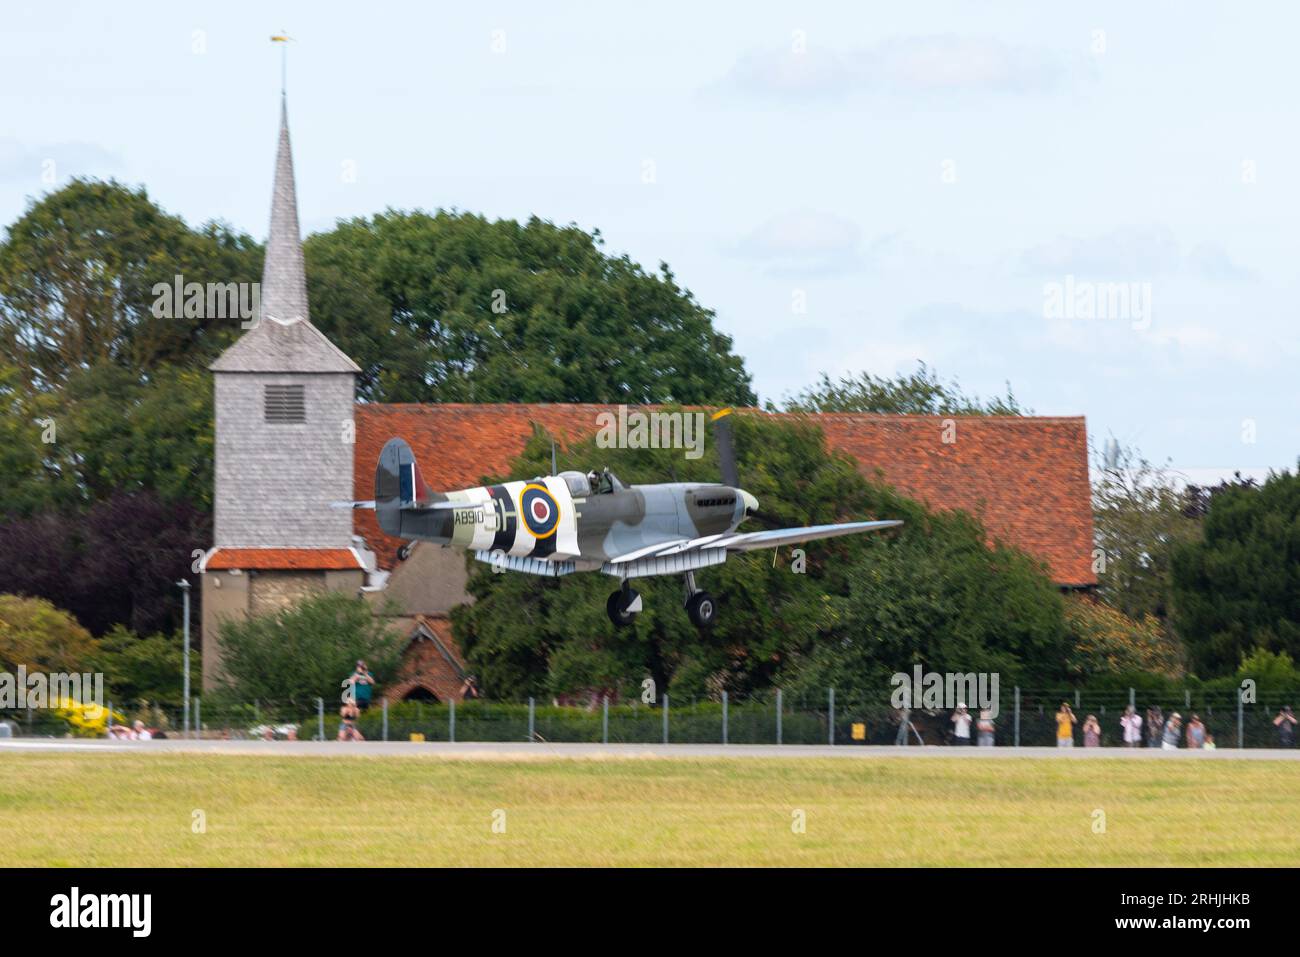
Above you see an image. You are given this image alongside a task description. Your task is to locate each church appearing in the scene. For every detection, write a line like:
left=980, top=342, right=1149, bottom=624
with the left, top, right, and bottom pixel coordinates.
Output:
left=199, top=97, right=1096, bottom=702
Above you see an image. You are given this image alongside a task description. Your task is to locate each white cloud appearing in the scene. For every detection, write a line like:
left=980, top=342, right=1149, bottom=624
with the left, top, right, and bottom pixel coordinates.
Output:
left=706, top=35, right=1074, bottom=101
left=0, top=138, right=121, bottom=184
left=1021, top=226, right=1255, bottom=281
left=729, top=210, right=863, bottom=276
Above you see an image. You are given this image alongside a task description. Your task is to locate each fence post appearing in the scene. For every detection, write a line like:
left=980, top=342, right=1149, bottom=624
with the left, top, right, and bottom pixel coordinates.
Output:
left=528, top=697, right=535, bottom=742
left=1074, top=689, right=1080, bottom=710
left=194, top=697, right=200, bottom=739
left=602, top=695, right=609, bottom=745
left=1237, top=689, right=1244, bottom=750
left=1014, top=687, right=1020, bottom=748
left=828, top=687, right=835, bottom=746
left=776, top=689, right=783, bottom=746
left=450, top=698, right=456, bottom=743
left=316, top=697, right=324, bottom=742
left=382, top=698, right=389, bottom=742
left=722, top=691, right=728, bottom=746
left=1185, top=689, right=1191, bottom=709
left=662, top=693, right=669, bottom=745
left=1129, top=687, right=1135, bottom=710
left=107, top=701, right=114, bottom=735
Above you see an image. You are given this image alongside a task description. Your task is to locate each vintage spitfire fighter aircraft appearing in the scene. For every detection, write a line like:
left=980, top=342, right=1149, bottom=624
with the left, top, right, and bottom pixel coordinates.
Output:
left=348, top=410, right=901, bottom=627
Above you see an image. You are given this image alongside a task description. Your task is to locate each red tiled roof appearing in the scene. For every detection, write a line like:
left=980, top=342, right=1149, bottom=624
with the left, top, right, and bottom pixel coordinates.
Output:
left=205, top=548, right=364, bottom=571
left=353, top=404, right=1095, bottom=586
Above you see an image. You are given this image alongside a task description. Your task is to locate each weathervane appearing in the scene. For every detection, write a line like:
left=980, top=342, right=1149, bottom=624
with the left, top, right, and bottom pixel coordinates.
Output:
left=270, top=31, right=293, bottom=96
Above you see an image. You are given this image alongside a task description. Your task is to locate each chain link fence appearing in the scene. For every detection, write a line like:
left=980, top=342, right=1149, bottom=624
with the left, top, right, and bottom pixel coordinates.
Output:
left=5, top=686, right=1298, bottom=749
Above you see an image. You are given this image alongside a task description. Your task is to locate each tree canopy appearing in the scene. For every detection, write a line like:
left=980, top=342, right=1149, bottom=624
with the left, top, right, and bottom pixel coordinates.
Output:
left=215, top=591, right=404, bottom=707
left=781, top=362, right=1027, bottom=415
left=1172, top=470, right=1300, bottom=675
left=0, top=179, right=261, bottom=392
left=1091, top=440, right=1199, bottom=626
left=0, top=594, right=97, bottom=673
left=305, top=210, right=755, bottom=405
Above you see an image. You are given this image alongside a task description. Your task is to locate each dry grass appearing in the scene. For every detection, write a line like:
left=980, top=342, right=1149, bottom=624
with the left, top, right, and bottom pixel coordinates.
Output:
left=2, top=752, right=1298, bottom=866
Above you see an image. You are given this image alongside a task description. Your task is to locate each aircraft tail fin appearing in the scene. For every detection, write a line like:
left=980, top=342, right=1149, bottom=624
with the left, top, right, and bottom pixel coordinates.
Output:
left=375, top=437, right=429, bottom=536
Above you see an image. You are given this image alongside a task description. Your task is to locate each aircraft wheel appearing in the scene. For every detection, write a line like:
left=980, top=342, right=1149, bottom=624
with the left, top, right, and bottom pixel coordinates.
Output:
left=685, top=591, right=717, bottom=628
left=607, top=588, right=641, bottom=627
left=397, top=542, right=414, bottom=561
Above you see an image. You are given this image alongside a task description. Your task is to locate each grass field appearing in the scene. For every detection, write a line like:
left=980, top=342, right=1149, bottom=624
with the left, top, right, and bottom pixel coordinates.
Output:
left=3, top=752, right=1299, bottom=866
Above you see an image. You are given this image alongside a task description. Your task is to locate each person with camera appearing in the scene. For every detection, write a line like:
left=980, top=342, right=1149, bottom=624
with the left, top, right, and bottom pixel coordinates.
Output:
left=1055, top=702, right=1076, bottom=748
left=1274, top=706, right=1297, bottom=747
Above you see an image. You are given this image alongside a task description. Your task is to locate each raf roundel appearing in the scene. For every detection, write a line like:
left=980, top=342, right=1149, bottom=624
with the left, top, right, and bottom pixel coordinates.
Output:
left=519, top=483, right=560, bottom=539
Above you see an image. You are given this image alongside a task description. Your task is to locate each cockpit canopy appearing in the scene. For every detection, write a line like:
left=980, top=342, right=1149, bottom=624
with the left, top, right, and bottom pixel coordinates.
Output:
left=558, top=470, right=591, bottom=496
left=558, top=468, right=622, bottom=496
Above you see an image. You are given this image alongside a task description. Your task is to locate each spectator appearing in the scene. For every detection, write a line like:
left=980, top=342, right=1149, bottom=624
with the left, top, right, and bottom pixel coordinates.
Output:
left=1120, top=705, right=1143, bottom=748
left=950, top=703, right=973, bottom=745
left=338, top=701, right=364, bottom=741
left=977, top=708, right=995, bottom=747
left=1055, top=702, right=1076, bottom=747
left=894, top=706, right=911, bottom=746
left=1203, top=733, right=1217, bottom=750
left=1185, top=714, right=1207, bottom=749
left=132, top=720, right=152, bottom=741
left=1082, top=714, right=1101, bottom=747
left=349, top=660, right=376, bottom=711
left=1274, top=706, right=1297, bottom=748
left=1161, top=713, right=1182, bottom=750
left=1145, top=705, right=1164, bottom=748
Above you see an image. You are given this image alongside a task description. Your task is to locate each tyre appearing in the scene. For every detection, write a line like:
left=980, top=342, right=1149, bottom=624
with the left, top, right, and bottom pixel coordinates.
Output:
left=685, top=591, right=717, bottom=628
left=607, top=589, right=640, bottom=627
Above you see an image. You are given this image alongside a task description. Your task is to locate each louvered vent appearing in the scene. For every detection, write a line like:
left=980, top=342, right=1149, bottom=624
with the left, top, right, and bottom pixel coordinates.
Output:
left=264, top=384, right=306, bottom=424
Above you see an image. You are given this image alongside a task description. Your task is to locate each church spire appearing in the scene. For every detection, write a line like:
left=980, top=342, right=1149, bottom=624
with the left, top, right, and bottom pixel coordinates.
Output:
left=209, top=92, right=359, bottom=374
left=260, top=97, right=309, bottom=325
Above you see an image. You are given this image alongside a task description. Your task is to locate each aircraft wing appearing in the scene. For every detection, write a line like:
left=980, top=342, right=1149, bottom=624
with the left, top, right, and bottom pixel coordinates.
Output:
left=711, top=520, right=902, bottom=552
left=605, top=520, right=902, bottom=564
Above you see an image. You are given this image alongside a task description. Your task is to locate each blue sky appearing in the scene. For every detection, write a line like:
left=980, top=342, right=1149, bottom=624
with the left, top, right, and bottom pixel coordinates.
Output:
left=4, top=1, right=1297, bottom=481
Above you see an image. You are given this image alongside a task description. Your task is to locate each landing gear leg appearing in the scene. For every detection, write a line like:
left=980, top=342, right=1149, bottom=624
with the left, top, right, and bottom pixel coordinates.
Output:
left=683, top=571, right=717, bottom=628
left=607, top=579, right=642, bottom=627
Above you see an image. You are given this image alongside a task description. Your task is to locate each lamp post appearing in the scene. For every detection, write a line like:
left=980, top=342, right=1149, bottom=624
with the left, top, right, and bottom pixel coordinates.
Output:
left=177, top=579, right=191, bottom=738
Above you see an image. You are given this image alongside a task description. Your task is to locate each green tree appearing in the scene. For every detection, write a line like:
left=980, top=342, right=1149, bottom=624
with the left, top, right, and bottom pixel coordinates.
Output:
left=0, top=594, right=97, bottom=672
left=0, top=363, right=72, bottom=516
left=305, top=210, right=756, bottom=405
left=215, top=592, right=404, bottom=707
left=1171, top=470, right=1300, bottom=675
left=1236, top=648, right=1300, bottom=691
left=1062, top=596, right=1184, bottom=680
left=781, top=362, right=1027, bottom=415
left=86, top=625, right=184, bottom=706
left=1092, top=440, right=1200, bottom=625
left=784, top=510, right=1068, bottom=695
left=0, top=179, right=261, bottom=392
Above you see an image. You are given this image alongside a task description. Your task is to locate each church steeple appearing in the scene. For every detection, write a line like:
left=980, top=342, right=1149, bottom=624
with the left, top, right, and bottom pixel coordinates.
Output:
left=261, top=97, right=310, bottom=326
left=210, top=95, right=358, bottom=374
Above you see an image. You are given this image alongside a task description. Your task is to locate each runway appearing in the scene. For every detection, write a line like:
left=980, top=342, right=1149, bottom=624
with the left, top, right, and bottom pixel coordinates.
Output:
left=4, top=739, right=1300, bottom=760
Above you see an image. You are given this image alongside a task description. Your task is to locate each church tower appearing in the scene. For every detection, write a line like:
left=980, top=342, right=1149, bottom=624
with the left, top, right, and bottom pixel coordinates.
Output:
left=201, top=96, right=367, bottom=691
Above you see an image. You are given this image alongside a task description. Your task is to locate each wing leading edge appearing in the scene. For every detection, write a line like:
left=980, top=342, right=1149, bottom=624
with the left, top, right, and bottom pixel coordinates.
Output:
left=606, top=519, right=903, bottom=564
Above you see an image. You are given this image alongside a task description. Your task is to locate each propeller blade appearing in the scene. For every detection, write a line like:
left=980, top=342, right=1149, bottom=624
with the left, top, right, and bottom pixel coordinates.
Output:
left=711, top=407, right=740, bottom=488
